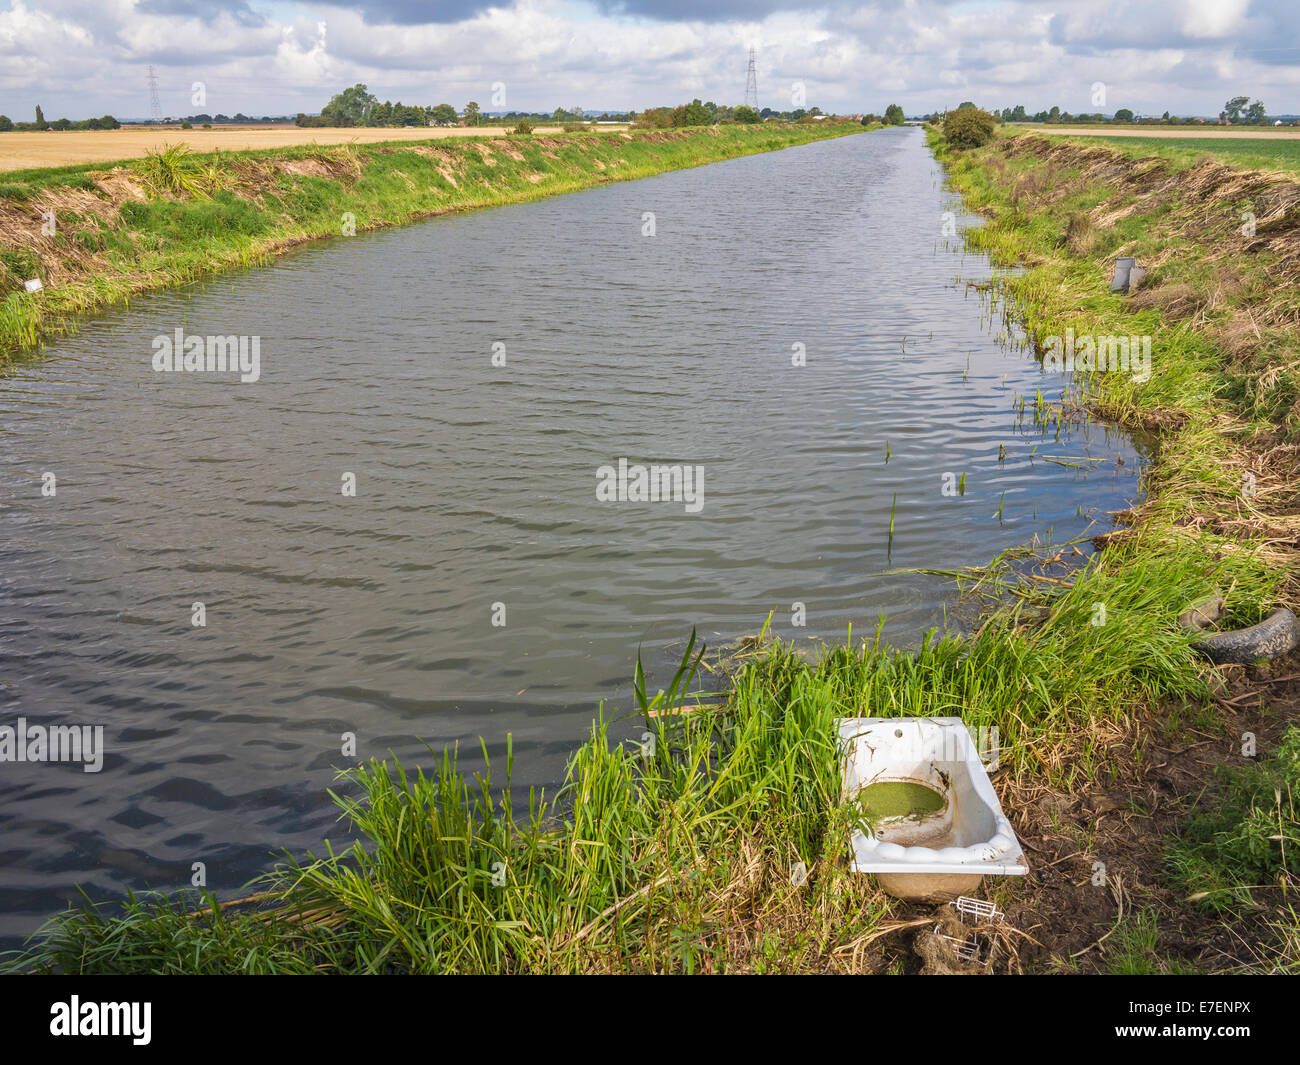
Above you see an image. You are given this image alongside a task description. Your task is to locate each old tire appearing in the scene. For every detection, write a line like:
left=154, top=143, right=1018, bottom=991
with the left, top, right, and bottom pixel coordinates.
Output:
left=1178, top=595, right=1300, bottom=665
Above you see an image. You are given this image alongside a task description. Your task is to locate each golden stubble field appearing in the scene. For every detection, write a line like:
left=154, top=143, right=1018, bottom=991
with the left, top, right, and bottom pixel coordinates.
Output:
left=0, top=124, right=594, bottom=173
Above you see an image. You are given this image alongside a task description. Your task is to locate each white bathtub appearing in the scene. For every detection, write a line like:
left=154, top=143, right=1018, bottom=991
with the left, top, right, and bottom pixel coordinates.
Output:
left=839, top=716, right=1028, bottom=899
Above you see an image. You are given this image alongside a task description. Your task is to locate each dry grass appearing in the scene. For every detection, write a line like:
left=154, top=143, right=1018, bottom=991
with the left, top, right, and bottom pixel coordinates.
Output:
left=1063, top=211, right=1100, bottom=256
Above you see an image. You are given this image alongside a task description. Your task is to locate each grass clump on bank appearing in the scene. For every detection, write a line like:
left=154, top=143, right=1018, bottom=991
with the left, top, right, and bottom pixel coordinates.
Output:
left=9, top=638, right=873, bottom=974
left=0, top=122, right=863, bottom=365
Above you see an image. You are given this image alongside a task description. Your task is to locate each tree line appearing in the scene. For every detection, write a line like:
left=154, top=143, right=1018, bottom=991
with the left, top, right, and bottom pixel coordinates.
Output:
left=986, top=96, right=1278, bottom=125
left=297, top=85, right=888, bottom=130
left=0, top=106, right=121, bottom=132
left=295, top=86, right=464, bottom=128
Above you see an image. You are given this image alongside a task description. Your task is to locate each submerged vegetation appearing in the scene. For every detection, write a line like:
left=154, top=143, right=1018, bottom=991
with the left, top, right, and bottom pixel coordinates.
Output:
left=0, top=122, right=861, bottom=364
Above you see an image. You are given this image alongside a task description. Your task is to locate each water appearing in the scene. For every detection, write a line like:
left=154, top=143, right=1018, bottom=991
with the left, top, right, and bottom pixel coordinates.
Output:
left=0, top=127, right=1143, bottom=944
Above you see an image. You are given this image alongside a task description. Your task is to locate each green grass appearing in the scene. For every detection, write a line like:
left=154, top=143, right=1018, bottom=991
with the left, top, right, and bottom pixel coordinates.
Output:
left=1168, top=727, right=1300, bottom=914
left=1099, top=908, right=1199, bottom=974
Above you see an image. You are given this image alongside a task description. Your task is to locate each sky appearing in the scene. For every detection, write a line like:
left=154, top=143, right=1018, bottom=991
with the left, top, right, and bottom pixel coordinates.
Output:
left=1, top=0, right=1298, bottom=121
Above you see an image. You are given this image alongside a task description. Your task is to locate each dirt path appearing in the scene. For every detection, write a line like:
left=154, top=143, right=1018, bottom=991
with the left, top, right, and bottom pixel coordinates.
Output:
left=0, top=124, right=596, bottom=173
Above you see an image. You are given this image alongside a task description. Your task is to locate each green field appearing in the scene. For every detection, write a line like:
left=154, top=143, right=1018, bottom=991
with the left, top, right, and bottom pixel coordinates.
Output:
left=1049, top=134, right=1300, bottom=174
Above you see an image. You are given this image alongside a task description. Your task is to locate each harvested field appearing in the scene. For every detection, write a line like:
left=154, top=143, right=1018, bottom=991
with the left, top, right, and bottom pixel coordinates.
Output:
left=0, top=124, right=587, bottom=174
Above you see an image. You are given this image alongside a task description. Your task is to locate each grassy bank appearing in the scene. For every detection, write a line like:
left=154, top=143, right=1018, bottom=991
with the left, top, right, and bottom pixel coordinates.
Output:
left=7, top=125, right=1299, bottom=975
left=0, top=122, right=863, bottom=364
left=931, top=127, right=1300, bottom=968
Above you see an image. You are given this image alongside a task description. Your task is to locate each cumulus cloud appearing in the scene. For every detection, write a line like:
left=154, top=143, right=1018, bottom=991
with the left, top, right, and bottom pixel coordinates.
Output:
left=0, top=0, right=1295, bottom=121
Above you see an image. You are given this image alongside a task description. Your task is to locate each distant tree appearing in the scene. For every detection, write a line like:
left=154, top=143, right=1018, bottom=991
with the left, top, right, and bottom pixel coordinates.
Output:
left=957, top=100, right=976, bottom=111
left=101, top=114, right=120, bottom=129
left=943, top=106, right=996, bottom=148
left=680, top=98, right=710, bottom=126
left=1010, top=104, right=1027, bottom=122
left=34, top=104, right=48, bottom=130
left=884, top=103, right=905, bottom=125
left=0, top=114, right=12, bottom=132
left=1114, top=108, right=1134, bottom=121
left=1245, top=100, right=1268, bottom=124
left=462, top=101, right=481, bottom=126
left=321, top=84, right=377, bottom=127
left=430, top=103, right=458, bottom=126
left=732, top=105, right=761, bottom=124
left=790, top=108, right=807, bottom=120
left=1223, top=96, right=1250, bottom=122
left=1048, top=105, right=1060, bottom=121
left=631, top=106, right=674, bottom=129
